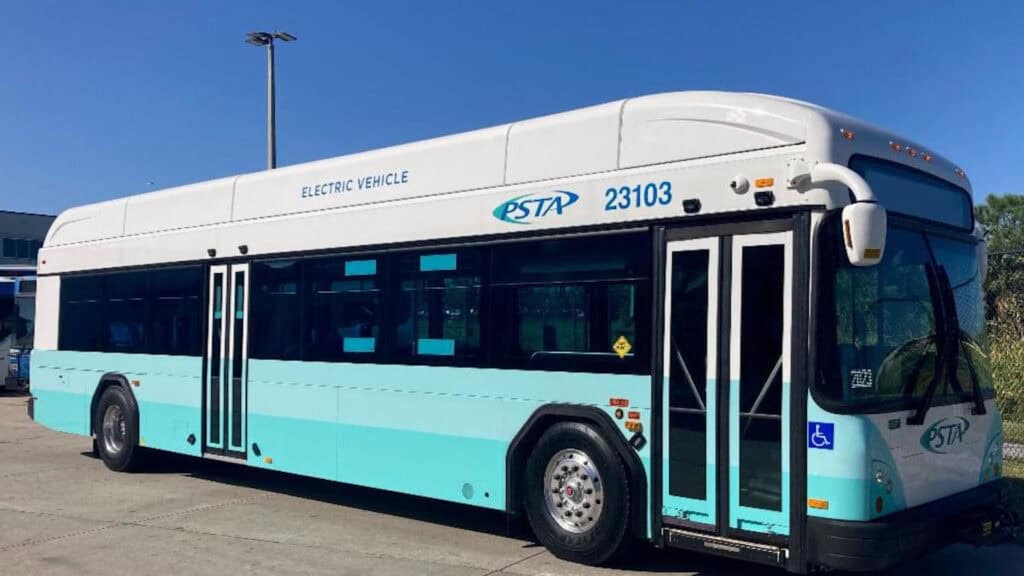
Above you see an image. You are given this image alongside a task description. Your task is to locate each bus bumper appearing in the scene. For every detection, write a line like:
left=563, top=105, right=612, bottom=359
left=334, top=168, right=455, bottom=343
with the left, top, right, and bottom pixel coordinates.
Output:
left=806, top=481, right=1012, bottom=572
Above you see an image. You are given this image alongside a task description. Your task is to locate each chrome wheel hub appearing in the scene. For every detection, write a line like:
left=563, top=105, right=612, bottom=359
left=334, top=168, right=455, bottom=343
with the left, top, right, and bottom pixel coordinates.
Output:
left=101, top=404, right=127, bottom=456
left=543, top=448, right=603, bottom=534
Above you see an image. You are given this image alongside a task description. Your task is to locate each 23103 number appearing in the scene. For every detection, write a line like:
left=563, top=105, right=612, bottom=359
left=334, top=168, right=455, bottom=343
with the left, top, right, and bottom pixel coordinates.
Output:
left=604, top=181, right=672, bottom=211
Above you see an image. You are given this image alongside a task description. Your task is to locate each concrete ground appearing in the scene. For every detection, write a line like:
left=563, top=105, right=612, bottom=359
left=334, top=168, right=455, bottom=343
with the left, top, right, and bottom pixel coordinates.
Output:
left=0, top=394, right=1021, bottom=576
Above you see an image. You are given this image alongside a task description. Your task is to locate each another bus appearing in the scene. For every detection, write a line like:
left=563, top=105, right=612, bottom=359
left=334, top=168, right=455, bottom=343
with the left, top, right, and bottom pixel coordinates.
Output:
left=29, top=92, right=1012, bottom=572
left=2, top=272, right=36, bottom=390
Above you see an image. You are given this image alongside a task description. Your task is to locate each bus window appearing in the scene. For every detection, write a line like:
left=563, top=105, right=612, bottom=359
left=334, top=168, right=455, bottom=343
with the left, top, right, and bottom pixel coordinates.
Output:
left=59, top=275, right=105, bottom=352
left=738, top=244, right=785, bottom=512
left=105, top=271, right=148, bottom=353
left=395, top=250, right=481, bottom=360
left=490, top=232, right=649, bottom=374
left=250, top=260, right=302, bottom=361
left=306, top=256, right=381, bottom=360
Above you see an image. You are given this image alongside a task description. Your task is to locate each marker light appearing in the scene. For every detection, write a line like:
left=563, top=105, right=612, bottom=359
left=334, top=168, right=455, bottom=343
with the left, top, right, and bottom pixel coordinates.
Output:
left=840, top=128, right=856, bottom=140
left=907, top=147, right=918, bottom=158
left=955, top=167, right=966, bottom=179
left=922, top=152, right=933, bottom=163
left=889, top=141, right=903, bottom=152
left=754, top=177, right=775, bottom=188
left=808, top=498, right=829, bottom=510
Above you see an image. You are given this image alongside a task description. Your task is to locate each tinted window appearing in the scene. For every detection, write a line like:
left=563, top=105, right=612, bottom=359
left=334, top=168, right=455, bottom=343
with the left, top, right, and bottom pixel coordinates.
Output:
left=515, top=285, right=590, bottom=353
left=738, top=244, right=785, bottom=512
left=149, top=267, right=203, bottom=356
left=491, top=233, right=650, bottom=373
left=307, top=257, right=381, bottom=360
left=2, top=239, right=15, bottom=258
left=667, top=249, right=710, bottom=500
left=249, top=260, right=302, bottom=361
left=105, top=271, right=148, bottom=353
left=59, top=275, right=105, bottom=351
left=243, top=231, right=650, bottom=373
left=850, top=155, right=972, bottom=230
left=492, top=233, right=649, bottom=284
left=58, top=267, right=203, bottom=355
left=395, top=251, right=481, bottom=359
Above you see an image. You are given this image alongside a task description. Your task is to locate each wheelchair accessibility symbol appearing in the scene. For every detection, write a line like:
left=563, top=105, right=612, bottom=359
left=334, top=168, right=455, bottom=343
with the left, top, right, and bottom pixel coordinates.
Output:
left=808, top=422, right=834, bottom=450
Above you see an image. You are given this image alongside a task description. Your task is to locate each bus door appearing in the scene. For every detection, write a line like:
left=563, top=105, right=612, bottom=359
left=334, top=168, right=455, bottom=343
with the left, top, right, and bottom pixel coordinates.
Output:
left=661, top=227, right=794, bottom=540
left=203, top=264, right=250, bottom=458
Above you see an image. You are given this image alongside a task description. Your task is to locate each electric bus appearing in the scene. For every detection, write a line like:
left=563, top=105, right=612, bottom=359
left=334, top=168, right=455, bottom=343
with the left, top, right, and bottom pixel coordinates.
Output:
left=28, top=92, right=1012, bottom=572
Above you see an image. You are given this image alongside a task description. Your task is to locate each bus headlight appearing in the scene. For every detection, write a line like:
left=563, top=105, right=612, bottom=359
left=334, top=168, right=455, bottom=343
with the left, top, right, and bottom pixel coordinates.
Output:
left=874, top=467, right=893, bottom=494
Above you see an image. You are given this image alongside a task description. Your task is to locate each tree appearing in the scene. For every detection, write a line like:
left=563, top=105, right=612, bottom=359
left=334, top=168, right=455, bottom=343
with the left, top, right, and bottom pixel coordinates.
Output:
left=975, top=194, right=1024, bottom=326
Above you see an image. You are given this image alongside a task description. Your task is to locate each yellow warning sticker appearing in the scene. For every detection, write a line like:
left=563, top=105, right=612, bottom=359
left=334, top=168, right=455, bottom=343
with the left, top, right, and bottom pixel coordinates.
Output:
left=613, top=335, right=632, bottom=359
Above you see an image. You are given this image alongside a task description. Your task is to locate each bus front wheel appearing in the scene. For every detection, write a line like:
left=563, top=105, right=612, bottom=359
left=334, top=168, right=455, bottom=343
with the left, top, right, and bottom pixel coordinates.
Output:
left=95, top=386, right=143, bottom=472
left=523, top=422, right=631, bottom=565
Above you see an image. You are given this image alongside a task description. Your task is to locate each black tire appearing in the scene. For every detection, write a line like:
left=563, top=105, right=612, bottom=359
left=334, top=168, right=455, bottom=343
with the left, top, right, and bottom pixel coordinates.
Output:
left=94, top=386, right=144, bottom=472
left=523, top=421, right=631, bottom=565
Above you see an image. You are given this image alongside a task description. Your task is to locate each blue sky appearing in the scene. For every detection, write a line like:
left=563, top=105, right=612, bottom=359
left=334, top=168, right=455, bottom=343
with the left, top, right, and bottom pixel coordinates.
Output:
left=3, top=1, right=1021, bottom=215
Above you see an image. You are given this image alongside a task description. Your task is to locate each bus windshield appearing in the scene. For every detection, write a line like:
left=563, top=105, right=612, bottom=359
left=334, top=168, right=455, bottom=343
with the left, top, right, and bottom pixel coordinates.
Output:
left=816, top=216, right=994, bottom=412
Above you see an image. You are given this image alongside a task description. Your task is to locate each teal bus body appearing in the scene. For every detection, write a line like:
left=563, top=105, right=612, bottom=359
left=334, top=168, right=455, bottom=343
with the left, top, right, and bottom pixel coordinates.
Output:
left=31, top=349, right=652, bottom=515
left=35, top=347, right=1002, bottom=530
left=37, top=346, right=976, bottom=528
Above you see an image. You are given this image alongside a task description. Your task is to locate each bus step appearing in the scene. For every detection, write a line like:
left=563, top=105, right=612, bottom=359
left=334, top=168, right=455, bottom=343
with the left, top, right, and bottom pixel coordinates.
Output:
left=663, top=527, right=787, bottom=567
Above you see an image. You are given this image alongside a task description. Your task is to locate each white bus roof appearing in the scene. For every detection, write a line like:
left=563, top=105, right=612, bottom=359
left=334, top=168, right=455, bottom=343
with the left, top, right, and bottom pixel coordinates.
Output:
left=40, top=91, right=966, bottom=273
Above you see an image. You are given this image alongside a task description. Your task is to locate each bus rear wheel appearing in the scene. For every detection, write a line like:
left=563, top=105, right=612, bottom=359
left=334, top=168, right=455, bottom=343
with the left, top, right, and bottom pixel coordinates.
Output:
left=523, top=422, right=631, bottom=565
left=95, top=386, right=143, bottom=472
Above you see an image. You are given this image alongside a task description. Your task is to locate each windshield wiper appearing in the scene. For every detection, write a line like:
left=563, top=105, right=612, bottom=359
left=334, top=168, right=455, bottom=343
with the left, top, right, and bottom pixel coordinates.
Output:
left=908, top=265, right=956, bottom=425
left=932, top=266, right=987, bottom=416
left=908, top=265, right=987, bottom=423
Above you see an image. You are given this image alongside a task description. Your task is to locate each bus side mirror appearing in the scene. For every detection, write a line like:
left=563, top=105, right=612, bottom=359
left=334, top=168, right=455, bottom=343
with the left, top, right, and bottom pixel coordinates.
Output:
left=842, top=202, right=887, bottom=267
left=787, top=159, right=886, bottom=267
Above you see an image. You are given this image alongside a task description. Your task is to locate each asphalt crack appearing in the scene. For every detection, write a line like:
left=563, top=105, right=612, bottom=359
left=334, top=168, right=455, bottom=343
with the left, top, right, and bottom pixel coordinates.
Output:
left=482, top=549, right=549, bottom=576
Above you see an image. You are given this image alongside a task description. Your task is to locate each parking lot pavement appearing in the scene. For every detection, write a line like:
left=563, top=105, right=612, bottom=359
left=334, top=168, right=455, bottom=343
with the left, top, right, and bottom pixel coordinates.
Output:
left=1, top=394, right=1022, bottom=576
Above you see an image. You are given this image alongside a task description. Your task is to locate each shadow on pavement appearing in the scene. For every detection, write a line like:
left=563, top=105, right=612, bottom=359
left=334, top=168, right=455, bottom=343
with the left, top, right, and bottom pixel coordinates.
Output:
left=95, top=449, right=785, bottom=575
left=0, top=388, right=30, bottom=398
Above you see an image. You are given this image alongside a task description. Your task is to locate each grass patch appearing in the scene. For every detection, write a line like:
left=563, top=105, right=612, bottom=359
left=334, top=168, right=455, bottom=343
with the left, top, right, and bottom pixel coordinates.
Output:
left=1006, top=420, right=1024, bottom=446
left=1003, top=458, right=1024, bottom=539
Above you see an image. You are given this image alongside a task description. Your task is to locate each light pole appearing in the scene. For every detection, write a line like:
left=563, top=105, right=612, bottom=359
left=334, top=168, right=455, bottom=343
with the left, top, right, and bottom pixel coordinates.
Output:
left=245, top=31, right=297, bottom=169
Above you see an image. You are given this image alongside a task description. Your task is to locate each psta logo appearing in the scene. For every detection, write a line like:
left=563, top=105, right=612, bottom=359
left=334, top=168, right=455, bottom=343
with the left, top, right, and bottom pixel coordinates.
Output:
left=920, top=417, right=970, bottom=454
left=493, top=190, right=579, bottom=224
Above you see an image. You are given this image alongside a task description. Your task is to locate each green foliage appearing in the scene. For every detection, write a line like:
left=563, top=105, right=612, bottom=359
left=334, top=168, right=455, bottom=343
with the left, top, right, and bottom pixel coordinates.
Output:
left=977, top=195, right=1024, bottom=448
left=976, top=194, right=1024, bottom=323
left=990, top=321, right=1024, bottom=444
